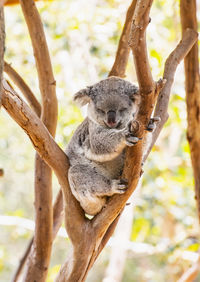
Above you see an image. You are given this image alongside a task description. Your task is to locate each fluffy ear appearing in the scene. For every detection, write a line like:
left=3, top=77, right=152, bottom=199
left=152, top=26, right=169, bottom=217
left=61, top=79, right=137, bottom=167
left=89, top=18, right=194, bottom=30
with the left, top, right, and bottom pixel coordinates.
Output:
left=73, top=87, right=91, bottom=107
left=130, top=91, right=141, bottom=105
left=126, top=84, right=141, bottom=105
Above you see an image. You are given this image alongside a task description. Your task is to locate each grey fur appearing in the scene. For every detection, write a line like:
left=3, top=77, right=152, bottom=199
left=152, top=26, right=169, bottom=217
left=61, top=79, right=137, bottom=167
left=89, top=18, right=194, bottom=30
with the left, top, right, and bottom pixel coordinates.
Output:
left=66, top=76, right=140, bottom=215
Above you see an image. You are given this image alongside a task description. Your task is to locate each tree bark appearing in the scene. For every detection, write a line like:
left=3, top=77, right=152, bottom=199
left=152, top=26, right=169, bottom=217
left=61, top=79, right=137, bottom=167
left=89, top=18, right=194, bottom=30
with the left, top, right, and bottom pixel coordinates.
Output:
left=180, top=0, right=200, bottom=223
left=19, top=0, right=58, bottom=281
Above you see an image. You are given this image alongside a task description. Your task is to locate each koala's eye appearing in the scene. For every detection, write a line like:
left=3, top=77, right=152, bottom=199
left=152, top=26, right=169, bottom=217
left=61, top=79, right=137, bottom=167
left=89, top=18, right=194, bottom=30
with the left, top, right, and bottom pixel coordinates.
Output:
left=119, top=108, right=127, bottom=113
left=97, top=108, right=105, bottom=114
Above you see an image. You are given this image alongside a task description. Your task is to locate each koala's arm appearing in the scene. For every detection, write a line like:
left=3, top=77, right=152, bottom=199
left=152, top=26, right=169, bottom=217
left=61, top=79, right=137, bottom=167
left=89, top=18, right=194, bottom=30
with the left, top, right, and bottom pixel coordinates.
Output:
left=84, top=125, right=126, bottom=162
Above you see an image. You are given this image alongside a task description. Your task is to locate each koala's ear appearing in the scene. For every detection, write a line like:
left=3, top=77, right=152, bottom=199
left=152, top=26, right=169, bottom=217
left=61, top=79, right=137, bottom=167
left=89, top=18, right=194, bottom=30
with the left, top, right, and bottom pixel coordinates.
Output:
left=130, top=91, right=141, bottom=105
left=126, top=85, right=140, bottom=105
left=73, top=87, right=91, bottom=107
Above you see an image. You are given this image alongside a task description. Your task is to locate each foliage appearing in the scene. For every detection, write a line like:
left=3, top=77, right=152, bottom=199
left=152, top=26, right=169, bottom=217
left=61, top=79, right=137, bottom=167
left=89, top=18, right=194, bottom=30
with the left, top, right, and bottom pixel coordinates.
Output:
left=0, top=0, right=199, bottom=281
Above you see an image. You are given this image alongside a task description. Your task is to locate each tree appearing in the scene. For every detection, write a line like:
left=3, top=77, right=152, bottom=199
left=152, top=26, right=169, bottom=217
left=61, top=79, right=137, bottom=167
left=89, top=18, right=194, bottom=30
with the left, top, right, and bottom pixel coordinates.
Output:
left=0, top=0, right=199, bottom=281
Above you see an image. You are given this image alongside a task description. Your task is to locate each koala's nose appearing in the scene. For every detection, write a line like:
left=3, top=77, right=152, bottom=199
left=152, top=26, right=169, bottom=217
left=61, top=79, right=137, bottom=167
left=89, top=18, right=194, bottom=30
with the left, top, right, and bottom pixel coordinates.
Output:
left=107, top=110, right=116, bottom=126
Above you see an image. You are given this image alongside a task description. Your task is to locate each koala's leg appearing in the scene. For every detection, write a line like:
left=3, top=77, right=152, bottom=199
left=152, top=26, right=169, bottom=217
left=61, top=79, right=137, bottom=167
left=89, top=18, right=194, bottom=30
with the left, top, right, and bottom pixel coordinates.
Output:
left=68, top=164, right=128, bottom=215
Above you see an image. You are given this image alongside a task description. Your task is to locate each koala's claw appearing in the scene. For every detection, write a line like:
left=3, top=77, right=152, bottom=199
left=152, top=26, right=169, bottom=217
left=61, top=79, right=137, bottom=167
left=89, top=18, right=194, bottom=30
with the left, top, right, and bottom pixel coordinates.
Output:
left=111, top=179, right=128, bottom=194
left=120, top=178, right=128, bottom=185
left=146, top=116, right=161, bottom=132
left=125, top=135, right=140, bottom=146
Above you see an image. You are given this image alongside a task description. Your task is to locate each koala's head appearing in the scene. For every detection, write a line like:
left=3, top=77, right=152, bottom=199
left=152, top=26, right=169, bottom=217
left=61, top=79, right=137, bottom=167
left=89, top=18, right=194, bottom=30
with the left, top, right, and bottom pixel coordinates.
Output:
left=73, top=76, right=140, bottom=129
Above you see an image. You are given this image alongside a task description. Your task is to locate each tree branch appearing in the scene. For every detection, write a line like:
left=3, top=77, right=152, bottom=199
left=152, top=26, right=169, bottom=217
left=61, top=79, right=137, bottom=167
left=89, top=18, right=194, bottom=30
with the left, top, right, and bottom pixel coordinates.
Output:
left=180, top=0, right=200, bottom=223
left=129, top=0, right=154, bottom=92
left=12, top=238, right=33, bottom=282
left=18, top=0, right=58, bottom=279
left=12, top=189, right=64, bottom=282
left=108, top=0, right=137, bottom=77
left=143, top=28, right=198, bottom=161
left=2, top=79, right=87, bottom=281
left=2, top=79, right=85, bottom=224
left=19, top=0, right=57, bottom=134
left=4, top=61, right=41, bottom=117
left=177, top=254, right=200, bottom=282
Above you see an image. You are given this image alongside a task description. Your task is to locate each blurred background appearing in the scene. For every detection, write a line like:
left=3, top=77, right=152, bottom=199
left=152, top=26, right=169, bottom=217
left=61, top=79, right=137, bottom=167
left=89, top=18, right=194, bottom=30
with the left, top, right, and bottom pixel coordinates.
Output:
left=0, top=0, right=200, bottom=281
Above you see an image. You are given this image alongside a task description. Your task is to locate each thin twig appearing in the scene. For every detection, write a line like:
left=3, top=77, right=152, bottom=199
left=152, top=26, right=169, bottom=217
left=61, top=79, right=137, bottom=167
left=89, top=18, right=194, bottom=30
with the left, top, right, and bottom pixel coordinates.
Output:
left=12, top=238, right=33, bottom=282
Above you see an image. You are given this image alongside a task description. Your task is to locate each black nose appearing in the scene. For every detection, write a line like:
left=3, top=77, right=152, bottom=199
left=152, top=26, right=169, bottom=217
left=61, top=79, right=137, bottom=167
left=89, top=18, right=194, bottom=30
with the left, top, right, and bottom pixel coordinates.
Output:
left=107, top=110, right=116, bottom=125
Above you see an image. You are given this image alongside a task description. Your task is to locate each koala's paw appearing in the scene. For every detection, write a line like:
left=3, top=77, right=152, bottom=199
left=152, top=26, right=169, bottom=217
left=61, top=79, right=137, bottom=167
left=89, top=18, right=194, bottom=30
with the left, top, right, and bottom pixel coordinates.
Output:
left=125, top=135, right=140, bottom=146
left=124, top=121, right=141, bottom=146
left=146, top=116, right=161, bottom=132
left=111, top=179, right=128, bottom=194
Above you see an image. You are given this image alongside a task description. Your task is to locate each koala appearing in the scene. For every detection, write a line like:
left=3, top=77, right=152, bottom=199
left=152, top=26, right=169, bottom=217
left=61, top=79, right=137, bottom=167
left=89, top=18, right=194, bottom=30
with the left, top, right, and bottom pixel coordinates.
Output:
left=66, top=76, right=141, bottom=215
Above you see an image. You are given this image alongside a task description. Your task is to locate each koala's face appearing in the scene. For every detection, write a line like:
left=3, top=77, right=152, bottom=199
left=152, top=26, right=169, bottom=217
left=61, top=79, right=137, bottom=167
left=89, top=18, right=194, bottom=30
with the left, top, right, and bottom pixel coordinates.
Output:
left=88, top=94, right=137, bottom=129
left=74, top=77, right=140, bottom=129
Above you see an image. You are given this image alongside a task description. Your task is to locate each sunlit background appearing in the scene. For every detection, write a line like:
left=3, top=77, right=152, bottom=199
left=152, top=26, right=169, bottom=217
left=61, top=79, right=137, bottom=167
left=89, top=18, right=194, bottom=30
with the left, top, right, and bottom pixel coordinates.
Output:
left=0, top=0, right=200, bottom=281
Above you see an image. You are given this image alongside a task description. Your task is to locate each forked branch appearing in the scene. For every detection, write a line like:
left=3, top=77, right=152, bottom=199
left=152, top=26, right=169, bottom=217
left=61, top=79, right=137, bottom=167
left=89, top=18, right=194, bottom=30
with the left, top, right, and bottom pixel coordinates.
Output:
left=2, top=76, right=86, bottom=244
